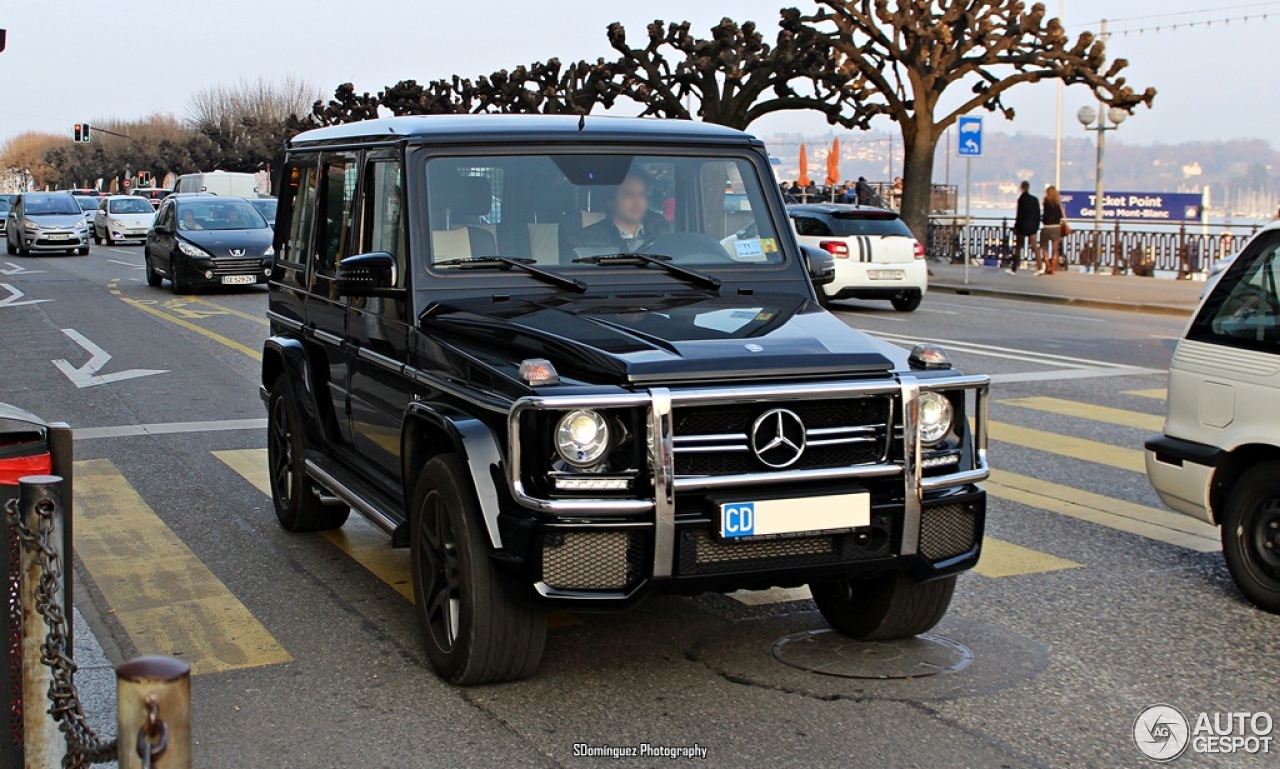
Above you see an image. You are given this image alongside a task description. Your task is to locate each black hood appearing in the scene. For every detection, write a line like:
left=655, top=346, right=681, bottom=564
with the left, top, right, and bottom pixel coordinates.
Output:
left=422, top=292, right=899, bottom=385
left=179, top=227, right=272, bottom=258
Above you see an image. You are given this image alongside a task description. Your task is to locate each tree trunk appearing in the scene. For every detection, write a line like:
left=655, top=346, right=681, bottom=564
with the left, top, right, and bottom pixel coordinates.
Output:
left=899, top=128, right=940, bottom=242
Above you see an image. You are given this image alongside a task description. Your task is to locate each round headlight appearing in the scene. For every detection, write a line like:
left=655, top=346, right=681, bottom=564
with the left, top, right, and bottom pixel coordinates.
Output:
left=555, top=410, right=610, bottom=467
left=918, top=392, right=954, bottom=446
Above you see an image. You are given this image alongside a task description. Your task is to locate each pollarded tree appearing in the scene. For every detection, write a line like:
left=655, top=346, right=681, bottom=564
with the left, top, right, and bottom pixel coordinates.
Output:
left=800, top=1, right=1156, bottom=237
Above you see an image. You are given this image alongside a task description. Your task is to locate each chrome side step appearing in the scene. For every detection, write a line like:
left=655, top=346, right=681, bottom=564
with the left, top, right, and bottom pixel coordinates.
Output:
left=304, top=454, right=408, bottom=546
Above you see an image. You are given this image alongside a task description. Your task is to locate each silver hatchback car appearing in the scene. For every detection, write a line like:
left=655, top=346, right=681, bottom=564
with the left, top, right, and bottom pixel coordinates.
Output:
left=5, top=192, right=90, bottom=256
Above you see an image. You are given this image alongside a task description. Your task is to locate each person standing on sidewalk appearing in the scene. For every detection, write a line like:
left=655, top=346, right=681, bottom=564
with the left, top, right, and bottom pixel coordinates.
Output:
left=1010, top=181, right=1040, bottom=274
left=1040, top=186, right=1064, bottom=275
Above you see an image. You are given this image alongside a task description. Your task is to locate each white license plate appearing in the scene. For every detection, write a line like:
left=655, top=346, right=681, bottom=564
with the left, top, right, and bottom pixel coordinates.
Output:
left=47, top=234, right=73, bottom=241
left=720, top=493, right=870, bottom=540
left=868, top=270, right=904, bottom=280
left=221, top=275, right=256, bottom=285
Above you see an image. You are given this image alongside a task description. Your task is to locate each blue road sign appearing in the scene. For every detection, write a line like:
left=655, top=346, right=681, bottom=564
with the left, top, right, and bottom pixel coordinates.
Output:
left=957, top=116, right=983, bottom=157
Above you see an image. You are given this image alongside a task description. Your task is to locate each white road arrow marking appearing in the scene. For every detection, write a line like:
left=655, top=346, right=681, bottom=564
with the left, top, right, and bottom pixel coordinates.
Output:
left=52, top=328, right=169, bottom=388
left=0, top=283, right=52, bottom=308
left=0, top=261, right=46, bottom=275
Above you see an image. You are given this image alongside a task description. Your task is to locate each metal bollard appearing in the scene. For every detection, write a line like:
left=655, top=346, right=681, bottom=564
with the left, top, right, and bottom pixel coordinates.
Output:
left=18, top=474, right=66, bottom=769
left=116, top=656, right=191, bottom=769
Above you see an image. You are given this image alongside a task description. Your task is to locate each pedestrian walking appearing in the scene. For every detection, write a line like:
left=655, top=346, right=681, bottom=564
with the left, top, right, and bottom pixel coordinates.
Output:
left=1040, top=186, right=1065, bottom=275
left=855, top=177, right=875, bottom=206
left=1010, top=181, right=1040, bottom=274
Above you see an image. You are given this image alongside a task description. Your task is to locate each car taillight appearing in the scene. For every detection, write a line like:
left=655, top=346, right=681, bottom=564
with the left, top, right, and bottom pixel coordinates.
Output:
left=913, top=241, right=926, bottom=259
left=820, top=241, right=850, bottom=259
left=0, top=452, right=51, bottom=486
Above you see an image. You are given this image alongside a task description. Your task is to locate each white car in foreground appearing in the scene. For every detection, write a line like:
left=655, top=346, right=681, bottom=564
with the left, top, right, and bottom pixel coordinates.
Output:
left=1145, top=219, right=1280, bottom=613
left=787, top=204, right=927, bottom=312
left=93, top=195, right=157, bottom=245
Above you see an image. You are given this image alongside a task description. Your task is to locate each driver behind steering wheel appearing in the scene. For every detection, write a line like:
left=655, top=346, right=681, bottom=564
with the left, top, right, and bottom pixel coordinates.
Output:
left=567, top=171, right=669, bottom=257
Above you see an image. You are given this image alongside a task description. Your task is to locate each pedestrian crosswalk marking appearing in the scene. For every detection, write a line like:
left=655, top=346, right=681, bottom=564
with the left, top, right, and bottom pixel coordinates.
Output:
left=986, top=469, right=1220, bottom=552
left=973, top=538, right=1083, bottom=578
left=212, top=449, right=580, bottom=626
left=990, top=421, right=1146, bottom=474
left=1124, top=388, right=1167, bottom=400
left=74, top=458, right=292, bottom=675
left=1001, top=397, right=1165, bottom=432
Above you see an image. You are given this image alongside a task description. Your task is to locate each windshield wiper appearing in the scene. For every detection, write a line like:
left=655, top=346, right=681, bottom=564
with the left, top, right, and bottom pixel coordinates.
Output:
left=435, top=256, right=587, bottom=293
left=572, top=253, right=721, bottom=291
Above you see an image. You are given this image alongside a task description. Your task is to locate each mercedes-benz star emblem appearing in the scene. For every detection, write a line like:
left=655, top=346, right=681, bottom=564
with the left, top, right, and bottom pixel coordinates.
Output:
left=751, top=408, right=807, bottom=468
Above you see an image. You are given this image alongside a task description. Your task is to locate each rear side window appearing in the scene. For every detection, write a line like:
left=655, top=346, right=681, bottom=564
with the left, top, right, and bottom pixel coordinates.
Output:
left=1190, top=232, right=1280, bottom=354
left=279, top=161, right=317, bottom=266
left=829, top=214, right=912, bottom=238
left=792, top=216, right=832, bottom=237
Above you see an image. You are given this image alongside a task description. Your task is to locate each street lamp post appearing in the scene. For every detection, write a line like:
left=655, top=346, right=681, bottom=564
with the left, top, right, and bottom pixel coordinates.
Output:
left=1076, top=102, right=1128, bottom=273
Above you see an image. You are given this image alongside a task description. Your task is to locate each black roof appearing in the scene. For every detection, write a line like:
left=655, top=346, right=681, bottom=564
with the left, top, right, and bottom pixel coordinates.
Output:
left=289, top=114, right=762, bottom=149
left=786, top=202, right=899, bottom=217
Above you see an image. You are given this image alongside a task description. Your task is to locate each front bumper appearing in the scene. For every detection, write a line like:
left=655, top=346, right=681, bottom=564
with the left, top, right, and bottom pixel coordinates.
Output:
left=21, top=233, right=88, bottom=251
left=498, top=375, right=990, bottom=608
left=174, top=255, right=271, bottom=286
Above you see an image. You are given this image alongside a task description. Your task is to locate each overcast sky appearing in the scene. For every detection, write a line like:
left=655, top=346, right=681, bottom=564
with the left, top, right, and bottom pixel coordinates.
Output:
left=0, top=1, right=1273, bottom=147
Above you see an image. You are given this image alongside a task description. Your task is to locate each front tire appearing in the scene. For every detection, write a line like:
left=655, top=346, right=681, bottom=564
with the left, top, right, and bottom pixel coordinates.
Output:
left=266, top=379, right=349, bottom=532
left=811, top=572, right=956, bottom=640
left=411, top=455, right=547, bottom=685
left=891, top=292, right=922, bottom=312
left=1221, top=462, right=1280, bottom=613
left=5, top=235, right=14, bottom=255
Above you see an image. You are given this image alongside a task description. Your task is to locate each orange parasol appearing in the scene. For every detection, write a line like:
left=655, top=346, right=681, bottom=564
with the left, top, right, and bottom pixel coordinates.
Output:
left=825, top=138, right=840, bottom=186
left=797, top=144, right=810, bottom=187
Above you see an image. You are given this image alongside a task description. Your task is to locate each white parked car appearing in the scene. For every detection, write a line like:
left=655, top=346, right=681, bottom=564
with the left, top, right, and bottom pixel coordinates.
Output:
left=93, top=195, right=156, bottom=245
left=787, top=204, right=927, bottom=312
left=1145, top=220, right=1280, bottom=613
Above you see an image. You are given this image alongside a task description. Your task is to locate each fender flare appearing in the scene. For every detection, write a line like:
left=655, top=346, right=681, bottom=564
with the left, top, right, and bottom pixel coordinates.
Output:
left=261, top=336, right=327, bottom=449
left=403, top=403, right=506, bottom=549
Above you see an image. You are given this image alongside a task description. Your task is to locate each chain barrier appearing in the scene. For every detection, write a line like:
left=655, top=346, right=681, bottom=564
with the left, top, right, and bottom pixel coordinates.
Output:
left=4, top=496, right=117, bottom=767
left=136, top=698, right=168, bottom=769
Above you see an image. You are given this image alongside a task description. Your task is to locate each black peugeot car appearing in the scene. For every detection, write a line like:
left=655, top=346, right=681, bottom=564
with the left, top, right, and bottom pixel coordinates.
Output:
left=144, top=194, right=274, bottom=293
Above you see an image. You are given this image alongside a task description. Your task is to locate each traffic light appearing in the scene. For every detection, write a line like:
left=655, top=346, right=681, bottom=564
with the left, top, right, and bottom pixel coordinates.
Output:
left=73, top=123, right=91, bottom=143
left=138, top=171, right=151, bottom=186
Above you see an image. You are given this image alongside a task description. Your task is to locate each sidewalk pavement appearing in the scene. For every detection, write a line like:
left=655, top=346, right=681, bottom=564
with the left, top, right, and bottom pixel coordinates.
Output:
left=928, top=262, right=1205, bottom=316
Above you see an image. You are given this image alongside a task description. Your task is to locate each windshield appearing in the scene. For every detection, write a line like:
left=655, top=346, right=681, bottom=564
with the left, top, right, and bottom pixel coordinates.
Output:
left=176, top=200, right=268, bottom=231
left=250, top=199, right=277, bottom=217
left=109, top=198, right=154, bottom=215
left=422, top=153, right=785, bottom=274
left=25, top=194, right=81, bottom=216
left=74, top=196, right=99, bottom=212
left=0, top=201, right=10, bottom=215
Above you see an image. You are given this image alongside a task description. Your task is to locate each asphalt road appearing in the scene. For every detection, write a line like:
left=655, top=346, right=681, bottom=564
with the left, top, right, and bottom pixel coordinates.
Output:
left=2, top=246, right=1276, bottom=768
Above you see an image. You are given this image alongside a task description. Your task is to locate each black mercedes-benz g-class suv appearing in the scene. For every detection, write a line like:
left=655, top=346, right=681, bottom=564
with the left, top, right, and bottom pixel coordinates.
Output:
left=261, top=115, right=990, bottom=685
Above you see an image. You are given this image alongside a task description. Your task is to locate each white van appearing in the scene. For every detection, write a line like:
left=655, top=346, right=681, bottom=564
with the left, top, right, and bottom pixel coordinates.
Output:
left=1145, top=219, right=1280, bottom=613
left=174, top=171, right=259, bottom=199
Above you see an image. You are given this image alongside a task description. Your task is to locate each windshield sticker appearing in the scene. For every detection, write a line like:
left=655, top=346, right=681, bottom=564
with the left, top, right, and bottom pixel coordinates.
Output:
left=760, top=237, right=778, bottom=253
left=694, top=307, right=766, bottom=334
left=733, top=238, right=767, bottom=261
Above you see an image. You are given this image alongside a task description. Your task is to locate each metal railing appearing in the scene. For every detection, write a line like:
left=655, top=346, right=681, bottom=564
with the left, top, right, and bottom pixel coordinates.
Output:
left=926, top=216, right=1265, bottom=274
left=5, top=472, right=191, bottom=768
left=785, top=183, right=958, bottom=213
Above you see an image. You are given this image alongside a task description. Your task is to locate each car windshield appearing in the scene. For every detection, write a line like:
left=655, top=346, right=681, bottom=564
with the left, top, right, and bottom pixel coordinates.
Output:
left=0, top=201, right=10, bottom=214
left=176, top=200, right=268, bottom=231
left=74, top=196, right=100, bottom=212
left=109, top=198, right=154, bottom=214
left=250, top=199, right=277, bottom=217
left=826, top=212, right=913, bottom=238
left=422, top=152, right=785, bottom=274
left=25, top=194, right=81, bottom=216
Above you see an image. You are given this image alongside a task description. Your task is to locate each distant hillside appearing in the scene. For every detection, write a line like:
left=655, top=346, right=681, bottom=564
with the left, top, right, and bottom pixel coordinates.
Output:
left=761, top=130, right=1278, bottom=219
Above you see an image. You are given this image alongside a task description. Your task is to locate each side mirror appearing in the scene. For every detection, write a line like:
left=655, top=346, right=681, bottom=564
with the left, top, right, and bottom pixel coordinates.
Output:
left=336, top=252, right=402, bottom=298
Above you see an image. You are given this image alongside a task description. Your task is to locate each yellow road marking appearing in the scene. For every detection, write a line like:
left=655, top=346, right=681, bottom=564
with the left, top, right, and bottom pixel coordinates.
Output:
left=74, top=458, right=292, bottom=674
left=162, top=297, right=228, bottom=320
left=973, top=538, right=1082, bottom=578
left=214, top=449, right=580, bottom=625
left=121, top=297, right=261, bottom=361
left=189, top=297, right=270, bottom=326
left=1001, top=396, right=1164, bottom=432
left=1125, top=388, right=1167, bottom=400
left=987, top=469, right=1220, bottom=552
left=990, top=421, right=1146, bottom=473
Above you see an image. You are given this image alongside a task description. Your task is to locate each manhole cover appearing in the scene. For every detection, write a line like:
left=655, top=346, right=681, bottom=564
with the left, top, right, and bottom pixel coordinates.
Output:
left=771, top=629, right=973, bottom=679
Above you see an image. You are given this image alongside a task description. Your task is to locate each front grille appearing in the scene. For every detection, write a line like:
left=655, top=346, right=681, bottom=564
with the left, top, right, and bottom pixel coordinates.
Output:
left=672, top=397, right=891, bottom=476
left=918, top=503, right=978, bottom=561
left=540, top=531, right=642, bottom=591
left=211, top=258, right=261, bottom=276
